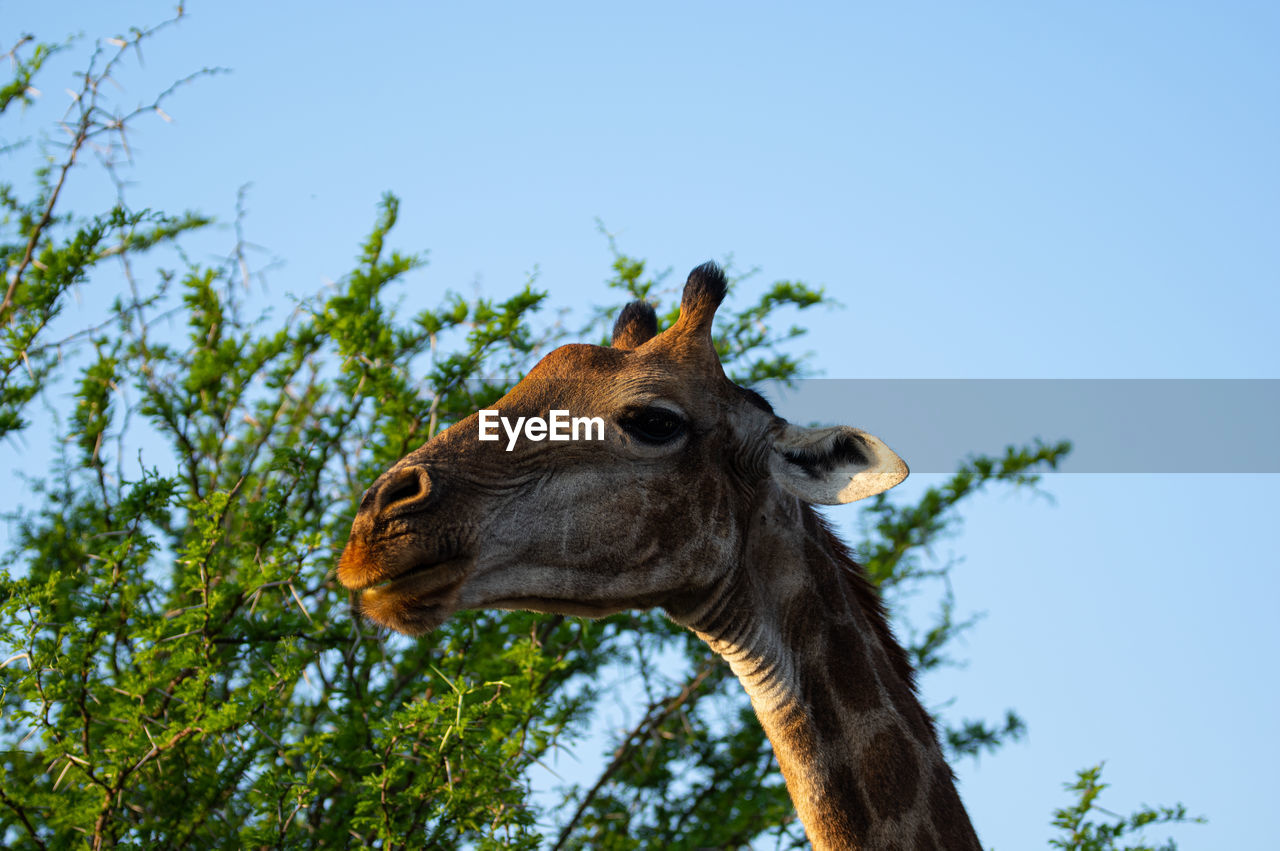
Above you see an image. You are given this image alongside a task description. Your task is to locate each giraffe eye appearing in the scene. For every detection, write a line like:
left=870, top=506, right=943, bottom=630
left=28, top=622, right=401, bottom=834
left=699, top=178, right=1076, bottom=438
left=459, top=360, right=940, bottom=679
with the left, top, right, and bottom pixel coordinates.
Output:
left=620, top=406, right=686, bottom=444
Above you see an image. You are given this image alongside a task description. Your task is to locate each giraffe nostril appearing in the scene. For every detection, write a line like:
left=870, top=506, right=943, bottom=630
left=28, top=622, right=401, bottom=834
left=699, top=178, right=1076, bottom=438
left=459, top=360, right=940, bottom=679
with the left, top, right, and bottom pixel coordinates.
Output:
left=373, top=465, right=432, bottom=515
left=382, top=479, right=420, bottom=506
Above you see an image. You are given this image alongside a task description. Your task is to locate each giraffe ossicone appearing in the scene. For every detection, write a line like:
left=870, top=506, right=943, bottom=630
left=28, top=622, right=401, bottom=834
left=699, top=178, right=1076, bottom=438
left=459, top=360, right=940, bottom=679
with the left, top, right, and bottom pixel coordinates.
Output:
left=339, top=261, right=982, bottom=849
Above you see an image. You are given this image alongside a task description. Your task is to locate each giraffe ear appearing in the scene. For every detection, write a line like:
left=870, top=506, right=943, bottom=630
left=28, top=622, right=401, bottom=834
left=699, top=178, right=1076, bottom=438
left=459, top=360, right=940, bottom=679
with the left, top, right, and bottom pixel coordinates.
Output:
left=612, top=301, right=658, bottom=349
left=769, top=424, right=908, bottom=505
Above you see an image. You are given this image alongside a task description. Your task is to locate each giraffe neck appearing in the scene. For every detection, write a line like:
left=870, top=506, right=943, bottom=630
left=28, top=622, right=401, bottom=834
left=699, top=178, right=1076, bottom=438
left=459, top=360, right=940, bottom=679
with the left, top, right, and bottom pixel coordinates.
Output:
left=682, top=504, right=981, bottom=850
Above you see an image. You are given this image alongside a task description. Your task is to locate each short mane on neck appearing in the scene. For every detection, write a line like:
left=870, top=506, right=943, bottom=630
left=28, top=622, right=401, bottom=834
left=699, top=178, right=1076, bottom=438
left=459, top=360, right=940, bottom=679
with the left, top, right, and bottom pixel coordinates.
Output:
left=682, top=502, right=982, bottom=850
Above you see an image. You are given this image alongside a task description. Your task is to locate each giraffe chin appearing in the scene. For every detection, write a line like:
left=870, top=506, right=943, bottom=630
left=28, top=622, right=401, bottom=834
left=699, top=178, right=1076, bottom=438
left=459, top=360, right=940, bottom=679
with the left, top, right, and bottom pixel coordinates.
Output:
left=354, top=558, right=472, bottom=636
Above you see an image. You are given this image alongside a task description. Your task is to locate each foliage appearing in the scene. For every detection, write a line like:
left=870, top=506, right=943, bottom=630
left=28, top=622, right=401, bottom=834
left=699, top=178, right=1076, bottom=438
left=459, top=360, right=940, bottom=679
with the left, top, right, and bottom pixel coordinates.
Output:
left=0, top=14, right=1201, bottom=851
left=1050, top=765, right=1204, bottom=851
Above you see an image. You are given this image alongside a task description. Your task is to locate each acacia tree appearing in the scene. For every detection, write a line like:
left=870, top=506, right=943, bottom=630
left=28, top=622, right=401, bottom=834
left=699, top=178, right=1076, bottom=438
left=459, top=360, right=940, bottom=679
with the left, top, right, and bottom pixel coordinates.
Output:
left=0, top=16, right=1200, bottom=850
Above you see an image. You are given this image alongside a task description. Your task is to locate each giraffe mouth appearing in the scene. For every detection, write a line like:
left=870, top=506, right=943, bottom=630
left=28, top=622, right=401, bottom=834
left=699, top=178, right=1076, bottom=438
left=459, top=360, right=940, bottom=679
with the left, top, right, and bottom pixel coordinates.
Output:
left=490, top=596, right=630, bottom=619
left=361, top=556, right=471, bottom=599
left=337, top=524, right=467, bottom=591
left=354, top=556, right=473, bottom=635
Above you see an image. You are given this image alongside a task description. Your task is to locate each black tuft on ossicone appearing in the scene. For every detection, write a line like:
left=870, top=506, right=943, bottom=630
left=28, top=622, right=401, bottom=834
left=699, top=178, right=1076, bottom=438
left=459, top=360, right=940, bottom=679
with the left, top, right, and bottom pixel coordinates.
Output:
left=675, top=262, right=729, bottom=336
left=611, top=300, right=659, bottom=349
left=683, top=261, right=728, bottom=311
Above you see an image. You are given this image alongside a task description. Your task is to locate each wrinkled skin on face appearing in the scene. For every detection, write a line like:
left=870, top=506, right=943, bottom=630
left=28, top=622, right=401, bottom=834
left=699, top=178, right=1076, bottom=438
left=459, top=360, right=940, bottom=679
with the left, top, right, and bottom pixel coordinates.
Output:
left=338, top=263, right=906, bottom=635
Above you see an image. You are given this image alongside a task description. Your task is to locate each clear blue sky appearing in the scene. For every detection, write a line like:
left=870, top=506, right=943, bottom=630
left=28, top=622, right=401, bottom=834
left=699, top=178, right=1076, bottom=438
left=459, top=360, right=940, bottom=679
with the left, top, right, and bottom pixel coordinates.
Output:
left=5, top=2, right=1278, bottom=847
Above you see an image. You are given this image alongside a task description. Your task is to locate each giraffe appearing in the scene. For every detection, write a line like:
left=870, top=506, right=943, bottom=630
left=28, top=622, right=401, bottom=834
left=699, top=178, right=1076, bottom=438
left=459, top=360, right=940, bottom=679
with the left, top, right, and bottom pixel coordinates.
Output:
left=338, top=262, right=982, bottom=849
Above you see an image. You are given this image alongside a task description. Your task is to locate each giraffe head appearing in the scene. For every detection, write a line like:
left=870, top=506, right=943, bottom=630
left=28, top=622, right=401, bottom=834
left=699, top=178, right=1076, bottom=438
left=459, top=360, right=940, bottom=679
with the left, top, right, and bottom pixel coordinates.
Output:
left=338, top=262, right=908, bottom=634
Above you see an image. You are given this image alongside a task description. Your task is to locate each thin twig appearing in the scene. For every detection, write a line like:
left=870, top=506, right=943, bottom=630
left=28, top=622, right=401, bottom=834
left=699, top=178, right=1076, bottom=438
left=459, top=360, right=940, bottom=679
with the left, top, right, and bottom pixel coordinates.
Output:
left=551, top=664, right=715, bottom=850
